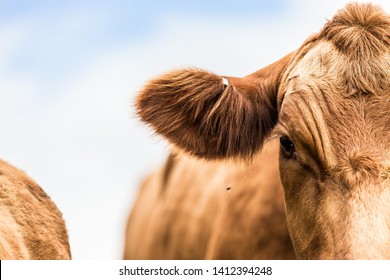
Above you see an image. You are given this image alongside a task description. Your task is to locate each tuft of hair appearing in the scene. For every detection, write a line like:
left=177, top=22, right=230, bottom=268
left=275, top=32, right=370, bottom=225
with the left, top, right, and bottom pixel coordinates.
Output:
left=135, top=68, right=277, bottom=160
left=318, top=2, right=390, bottom=96
left=320, top=2, right=390, bottom=59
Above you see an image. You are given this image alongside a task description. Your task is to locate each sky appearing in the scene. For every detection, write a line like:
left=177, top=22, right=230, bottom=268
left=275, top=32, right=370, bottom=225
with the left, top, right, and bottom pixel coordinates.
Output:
left=0, top=0, right=389, bottom=259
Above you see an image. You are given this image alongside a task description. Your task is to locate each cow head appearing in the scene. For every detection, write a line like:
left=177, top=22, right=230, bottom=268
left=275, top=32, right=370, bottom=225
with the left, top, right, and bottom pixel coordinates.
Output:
left=136, top=3, right=390, bottom=259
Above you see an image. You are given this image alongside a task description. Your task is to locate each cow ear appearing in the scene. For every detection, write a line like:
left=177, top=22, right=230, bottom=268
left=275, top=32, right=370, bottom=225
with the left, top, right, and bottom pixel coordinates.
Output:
left=136, top=53, right=293, bottom=160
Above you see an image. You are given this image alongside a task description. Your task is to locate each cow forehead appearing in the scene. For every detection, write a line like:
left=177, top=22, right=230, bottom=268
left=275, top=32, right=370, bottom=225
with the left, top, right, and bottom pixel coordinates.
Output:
left=285, top=40, right=390, bottom=98
left=278, top=40, right=390, bottom=170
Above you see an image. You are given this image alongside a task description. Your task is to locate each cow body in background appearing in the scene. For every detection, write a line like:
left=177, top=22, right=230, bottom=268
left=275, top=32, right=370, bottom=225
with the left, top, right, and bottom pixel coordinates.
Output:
left=125, top=141, right=295, bottom=259
left=125, top=3, right=390, bottom=259
left=0, top=161, right=71, bottom=259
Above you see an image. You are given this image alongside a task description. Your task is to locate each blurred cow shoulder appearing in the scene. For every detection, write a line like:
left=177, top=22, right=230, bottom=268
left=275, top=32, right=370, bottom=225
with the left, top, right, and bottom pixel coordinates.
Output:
left=124, top=140, right=295, bottom=259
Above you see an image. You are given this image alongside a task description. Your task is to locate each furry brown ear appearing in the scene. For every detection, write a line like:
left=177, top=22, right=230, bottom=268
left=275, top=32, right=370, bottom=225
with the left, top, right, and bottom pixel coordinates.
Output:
left=136, top=54, right=293, bottom=159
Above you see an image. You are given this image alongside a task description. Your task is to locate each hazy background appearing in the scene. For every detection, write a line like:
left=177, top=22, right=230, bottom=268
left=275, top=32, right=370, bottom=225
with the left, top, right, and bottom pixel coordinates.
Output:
left=0, top=0, right=388, bottom=259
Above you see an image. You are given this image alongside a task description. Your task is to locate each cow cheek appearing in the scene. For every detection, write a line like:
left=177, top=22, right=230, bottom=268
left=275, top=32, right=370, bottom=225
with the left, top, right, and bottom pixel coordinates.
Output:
left=279, top=163, right=331, bottom=259
left=341, top=184, right=390, bottom=259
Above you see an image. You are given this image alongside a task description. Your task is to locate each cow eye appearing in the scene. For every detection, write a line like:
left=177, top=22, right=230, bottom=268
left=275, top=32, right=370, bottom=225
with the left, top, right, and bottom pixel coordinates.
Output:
left=280, top=136, right=297, bottom=160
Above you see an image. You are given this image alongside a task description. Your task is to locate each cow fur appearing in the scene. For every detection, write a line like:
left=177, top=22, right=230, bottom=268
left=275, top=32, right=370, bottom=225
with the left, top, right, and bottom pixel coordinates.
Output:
left=126, top=2, right=390, bottom=259
left=135, top=55, right=292, bottom=160
left=0, top=160, right=71, bottom=259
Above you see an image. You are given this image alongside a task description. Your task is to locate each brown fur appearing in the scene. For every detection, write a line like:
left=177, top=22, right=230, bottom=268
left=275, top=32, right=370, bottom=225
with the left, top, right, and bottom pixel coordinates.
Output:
left=319, top=2, right=390, bottom=96
left=135, top=54, right=292, bottom=159
left=0, top=160, right=71, bottom=259
left=321, top=3, right=390, bottom=58
left=124, top=141, right=295, bottom=259
left=126, top=3, right=390, bottom=259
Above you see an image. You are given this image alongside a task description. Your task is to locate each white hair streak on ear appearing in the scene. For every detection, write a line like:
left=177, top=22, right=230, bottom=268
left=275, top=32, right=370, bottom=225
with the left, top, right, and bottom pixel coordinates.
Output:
left=222, top=77, right=229, bottom=88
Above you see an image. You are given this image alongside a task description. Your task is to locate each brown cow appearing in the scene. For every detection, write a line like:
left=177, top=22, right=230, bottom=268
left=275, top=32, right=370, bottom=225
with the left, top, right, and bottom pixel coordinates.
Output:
left=125, top=3, right=390, bottom=259
left=0, top=160, right=71, bottom=259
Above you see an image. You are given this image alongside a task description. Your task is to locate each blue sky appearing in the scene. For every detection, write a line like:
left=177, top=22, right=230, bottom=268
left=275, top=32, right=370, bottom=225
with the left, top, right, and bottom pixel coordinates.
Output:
left=0, top=0, right=287, bottom=107
left=0, top=0, right=389, bottom=259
